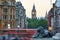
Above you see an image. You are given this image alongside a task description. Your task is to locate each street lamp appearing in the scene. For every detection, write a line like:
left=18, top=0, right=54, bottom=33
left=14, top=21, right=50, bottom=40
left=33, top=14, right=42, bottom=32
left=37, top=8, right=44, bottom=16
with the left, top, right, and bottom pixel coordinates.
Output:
left=17, top=25, right=20, bottom=37
left=49, top=26, right=52, bottom=32
left=17, top=25, right=20, bottom=28
left=8, top=24, right=10, bottom=39
left=8, top=24, right=10, bottom=29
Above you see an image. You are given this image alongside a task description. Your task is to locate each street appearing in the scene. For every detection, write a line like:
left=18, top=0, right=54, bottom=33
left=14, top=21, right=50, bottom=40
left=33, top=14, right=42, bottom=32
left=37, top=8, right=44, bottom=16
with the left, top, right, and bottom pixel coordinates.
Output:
left=31, top=38, right=53, bottom=40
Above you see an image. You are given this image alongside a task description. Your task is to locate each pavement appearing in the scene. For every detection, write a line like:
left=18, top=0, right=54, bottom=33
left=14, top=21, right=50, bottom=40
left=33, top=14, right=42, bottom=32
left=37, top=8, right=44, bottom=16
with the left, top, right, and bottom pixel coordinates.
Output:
left=31, top=38, right=53, bottom=40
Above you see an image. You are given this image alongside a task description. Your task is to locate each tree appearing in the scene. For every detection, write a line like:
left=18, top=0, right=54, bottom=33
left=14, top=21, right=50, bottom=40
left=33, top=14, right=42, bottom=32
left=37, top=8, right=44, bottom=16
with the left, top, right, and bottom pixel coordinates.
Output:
left=27, top=18, right=48, bottom=29
left=38, top=18, right=48, bottom=28
left=27, top=18, right=38, bottom=28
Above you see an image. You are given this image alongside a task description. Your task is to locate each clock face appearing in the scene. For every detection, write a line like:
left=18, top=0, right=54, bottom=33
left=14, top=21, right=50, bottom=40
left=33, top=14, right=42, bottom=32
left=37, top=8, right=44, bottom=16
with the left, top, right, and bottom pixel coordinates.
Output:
left=32, top=12, right=35, bottom=14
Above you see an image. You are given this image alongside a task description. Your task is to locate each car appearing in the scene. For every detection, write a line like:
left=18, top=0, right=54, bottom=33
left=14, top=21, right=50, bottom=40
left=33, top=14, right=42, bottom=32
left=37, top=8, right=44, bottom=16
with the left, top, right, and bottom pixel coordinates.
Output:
left=52, top=33, right=60, bottom=40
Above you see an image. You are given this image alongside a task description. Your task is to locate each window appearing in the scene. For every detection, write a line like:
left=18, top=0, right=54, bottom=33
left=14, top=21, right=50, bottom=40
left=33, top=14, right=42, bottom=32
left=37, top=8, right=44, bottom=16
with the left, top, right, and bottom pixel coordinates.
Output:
left=3, top=15, right=7, bottom=20
left=4, top=1, right=8, bottom=6
left=18, top=15, right=20, bottom=17
left=8, top=1, right=11, bottom=5
left=0, top=17, right=1, bottom=20
left=13, top=15, right=15, bottom=19
left=16, top=19, right=19, bottom=22
left=17, top=11, right=19, bottom=13
left=0, top=19, right=1, bottom=23
left=10, top=22, right=12, bottom=28
left=4, top=23, right=7, bottom=28
left=32, top=12, right=34, bottom=14
left=3, top=8, right=7, bottom=14
left=12, top=9, right=15, bottom=14
left=11, top=1, right=14, bottom=6
left=13, top=2, right=15, bottom=5
left=10, top=9, right=12, bottom=14
left=10, top=15, right=12, bottom=20
left=4, top=22, right=8, bottom=28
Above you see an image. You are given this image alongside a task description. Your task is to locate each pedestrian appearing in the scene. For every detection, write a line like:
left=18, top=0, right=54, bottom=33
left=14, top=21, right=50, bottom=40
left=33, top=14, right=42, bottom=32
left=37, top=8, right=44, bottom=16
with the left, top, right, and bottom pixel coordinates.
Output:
left=2, top=36, right=6, bottom=40
left=13, top=37, right=18, bottom=40
left=48, top=32, right=52, bottom=37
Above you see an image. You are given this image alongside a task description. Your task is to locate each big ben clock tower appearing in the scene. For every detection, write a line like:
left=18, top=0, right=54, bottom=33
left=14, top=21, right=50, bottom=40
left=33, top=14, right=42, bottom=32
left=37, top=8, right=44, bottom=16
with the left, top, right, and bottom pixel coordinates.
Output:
left=32, top=4, right=36, bottom=19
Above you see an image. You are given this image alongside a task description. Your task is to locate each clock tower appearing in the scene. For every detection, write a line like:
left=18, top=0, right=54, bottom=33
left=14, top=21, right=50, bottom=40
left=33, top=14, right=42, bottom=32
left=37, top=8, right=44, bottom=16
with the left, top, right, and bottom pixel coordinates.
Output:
left=32, top=4, right=36, bottom=19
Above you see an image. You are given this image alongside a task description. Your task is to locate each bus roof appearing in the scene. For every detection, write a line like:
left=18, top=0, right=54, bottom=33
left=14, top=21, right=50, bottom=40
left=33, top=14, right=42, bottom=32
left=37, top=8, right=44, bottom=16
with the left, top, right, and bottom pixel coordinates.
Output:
left=1, top=28, right=37, bottom=30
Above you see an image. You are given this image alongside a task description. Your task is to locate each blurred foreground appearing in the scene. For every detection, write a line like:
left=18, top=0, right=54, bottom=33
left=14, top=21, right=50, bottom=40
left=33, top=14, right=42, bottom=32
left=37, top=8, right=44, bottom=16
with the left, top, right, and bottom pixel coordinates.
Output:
left=31, top=38, right=52, bottom=40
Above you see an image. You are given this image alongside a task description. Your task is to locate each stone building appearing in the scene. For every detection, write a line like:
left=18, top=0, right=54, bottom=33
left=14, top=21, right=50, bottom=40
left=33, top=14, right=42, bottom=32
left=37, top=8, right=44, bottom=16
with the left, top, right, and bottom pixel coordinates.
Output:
left=48, top=0, right=60, bottom=33
left=31, top=4, right=37, bottom=19
left=0, top=0, right=16, bottom=29
left=16, top=2, right=28, bottom=28
left=54, top=0, right=60, bottom=33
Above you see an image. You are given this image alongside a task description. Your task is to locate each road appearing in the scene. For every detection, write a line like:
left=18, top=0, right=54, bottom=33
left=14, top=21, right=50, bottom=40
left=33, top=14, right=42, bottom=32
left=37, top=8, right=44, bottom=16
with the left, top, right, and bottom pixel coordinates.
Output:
left=31, top=38, right=53, bottom=40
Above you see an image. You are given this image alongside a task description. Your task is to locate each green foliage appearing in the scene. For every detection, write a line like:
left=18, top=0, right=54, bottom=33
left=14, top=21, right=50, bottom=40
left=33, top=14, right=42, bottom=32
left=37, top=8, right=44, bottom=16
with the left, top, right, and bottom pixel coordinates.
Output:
left=27, top=18, right=48, bottom=29
left=27, top=18, right=38, bottom=28
left=38, top=19, right=48, bottom=28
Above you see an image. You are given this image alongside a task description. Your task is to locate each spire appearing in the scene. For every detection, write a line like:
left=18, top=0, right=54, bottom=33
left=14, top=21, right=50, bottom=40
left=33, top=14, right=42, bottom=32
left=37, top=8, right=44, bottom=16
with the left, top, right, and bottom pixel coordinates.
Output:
left=31, top=4, right=36, bottom=19
left=45, top=11, right=48, bottom=20
left=32, top=4, right=36, bottom=11
left=45, top=11, right=47, bottom=16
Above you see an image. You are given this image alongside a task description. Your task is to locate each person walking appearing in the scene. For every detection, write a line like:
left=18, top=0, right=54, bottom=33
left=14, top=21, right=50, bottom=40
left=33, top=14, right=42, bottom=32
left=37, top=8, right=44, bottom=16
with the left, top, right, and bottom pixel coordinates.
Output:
left=2, top=36, right=6, bottom=40
left=13, top=37, right=18, bottom=40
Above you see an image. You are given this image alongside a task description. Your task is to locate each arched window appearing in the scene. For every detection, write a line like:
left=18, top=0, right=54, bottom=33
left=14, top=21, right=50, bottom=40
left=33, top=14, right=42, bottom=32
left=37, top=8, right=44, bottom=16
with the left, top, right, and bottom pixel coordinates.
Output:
left=3, top=1, right=8, bottom=6
left=3, top=8, right=7, bottom=14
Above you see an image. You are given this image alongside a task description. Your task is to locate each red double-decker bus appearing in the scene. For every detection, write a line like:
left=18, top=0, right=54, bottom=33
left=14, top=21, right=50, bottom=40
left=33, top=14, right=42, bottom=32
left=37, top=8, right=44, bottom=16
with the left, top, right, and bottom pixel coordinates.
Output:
left=1, top=28, right=37, bottom=40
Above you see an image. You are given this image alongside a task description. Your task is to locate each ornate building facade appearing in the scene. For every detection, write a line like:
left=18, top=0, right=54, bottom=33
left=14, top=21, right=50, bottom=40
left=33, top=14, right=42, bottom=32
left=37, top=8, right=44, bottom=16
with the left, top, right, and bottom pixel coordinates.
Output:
left=16, top=2, right=28, bottom=28
left=31, top=4, right=37, bottom=19
left=0, top=0, right=16, bottom=29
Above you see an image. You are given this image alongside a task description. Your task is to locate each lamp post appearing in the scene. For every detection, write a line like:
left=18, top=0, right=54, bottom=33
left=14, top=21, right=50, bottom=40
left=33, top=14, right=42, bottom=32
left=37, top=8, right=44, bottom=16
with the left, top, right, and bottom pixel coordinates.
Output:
left=8, top=24, right=10, bottom=29
left=17, top=25, right=20, bottom=38
left=17, top=25, right=20, bottom=28
left=8, top=24, right=10, bottom=40
left=49, top=26, right=52, bottom=32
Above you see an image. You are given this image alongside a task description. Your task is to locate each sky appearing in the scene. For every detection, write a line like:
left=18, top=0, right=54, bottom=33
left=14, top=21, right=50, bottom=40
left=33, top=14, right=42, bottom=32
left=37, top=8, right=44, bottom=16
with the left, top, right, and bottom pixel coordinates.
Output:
left=16, top=0, right=56, bottom=18
left=55, top=0, right=60, bottom=7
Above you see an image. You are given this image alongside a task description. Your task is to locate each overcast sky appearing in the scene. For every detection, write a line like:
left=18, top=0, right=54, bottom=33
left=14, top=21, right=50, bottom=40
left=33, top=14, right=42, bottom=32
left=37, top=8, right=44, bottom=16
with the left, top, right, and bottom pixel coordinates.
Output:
left=16, top=0, right=56, bottom=18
